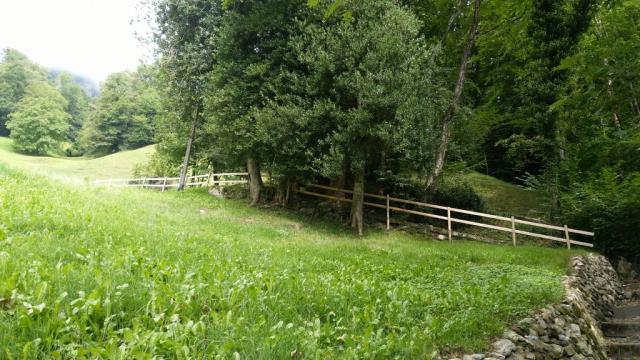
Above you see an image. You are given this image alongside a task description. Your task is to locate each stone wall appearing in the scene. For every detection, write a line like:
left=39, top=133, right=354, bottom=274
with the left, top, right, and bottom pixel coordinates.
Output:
left=451, top=254, right=623, bottom=360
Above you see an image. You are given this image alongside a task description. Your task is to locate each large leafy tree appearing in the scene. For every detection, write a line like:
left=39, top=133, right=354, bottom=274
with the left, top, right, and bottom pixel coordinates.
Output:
left=153, top=0, right=222, bottom=190
left=6, top=82, right=70, bottom=155
left=80, top=68, right=161, bottom=154
left=203, top=0, right=309, bottom=205
left=0, top=48, right=48, bottom=136
left=265, top=0, right=447, bottom=233
left=53, top=72, right=91, bottom=143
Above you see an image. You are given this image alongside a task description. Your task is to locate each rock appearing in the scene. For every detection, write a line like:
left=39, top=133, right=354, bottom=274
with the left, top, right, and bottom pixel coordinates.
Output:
left=503, top=330, right=525, bottom=344
left=546, top=344, right=564, bottom=359
left=485, top=354, right=505, bottom=360
left=462, top=355, right=485, bottom=360
left=557, top=334, right=570, bottom=345
left=617, top=257, right=637, bottom=281
left=492, top=339, right=516, bottom=357
left=563, top=345, right=576, bottom=356
left=437, top=234, right=446, bottom=240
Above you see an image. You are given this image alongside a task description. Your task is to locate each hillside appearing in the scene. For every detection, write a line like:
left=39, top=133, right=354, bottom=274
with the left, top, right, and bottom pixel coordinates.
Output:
left=0, top=163, right=583, bottom=358
left=462, top=172, right=548, bottom=220
left=0, top=137, right=154, bottom=183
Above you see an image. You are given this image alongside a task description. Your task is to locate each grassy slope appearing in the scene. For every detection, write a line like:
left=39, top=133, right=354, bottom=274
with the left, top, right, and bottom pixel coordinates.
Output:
left=0, top=137, right=154, bottom=183
left=0, top=163, right=583, bottom=358
left=461, top=171, right=548, bottom=220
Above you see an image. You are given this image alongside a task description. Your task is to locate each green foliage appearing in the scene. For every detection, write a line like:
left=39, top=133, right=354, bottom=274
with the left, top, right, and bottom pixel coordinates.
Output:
left=0, top=48, right=48, bottom=136
left=5, top=82, right=70, bottom=155
left=432, top=176, right=485, bottom=214
left=375, top=172, right=485, bottom=215
left=0, top=164, right=577, bottom=357
left=203, top=0, right=308, bottom=170
left=53, top=72, right=90, bottom=145
left=80, top=68, right=161, bottom=155
left=289, top=0, right=446, bottom=178
left=562, top=171, right=640, bottom=263
left=554, top=0, right=640, bottom=261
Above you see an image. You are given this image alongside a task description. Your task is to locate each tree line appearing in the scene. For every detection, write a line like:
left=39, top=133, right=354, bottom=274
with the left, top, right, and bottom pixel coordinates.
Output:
left=0, top=49, right=161, bottom=156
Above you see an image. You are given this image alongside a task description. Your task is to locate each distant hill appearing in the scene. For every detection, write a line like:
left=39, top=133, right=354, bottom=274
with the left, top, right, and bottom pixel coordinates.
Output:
left=0, top=136, right=155, bottom=182
left=48, top=68, right=100, bottom=97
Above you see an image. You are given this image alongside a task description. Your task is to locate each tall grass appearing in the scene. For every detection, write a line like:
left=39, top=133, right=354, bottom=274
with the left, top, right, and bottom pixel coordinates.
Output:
left=0, top=164, right=580, bottom=358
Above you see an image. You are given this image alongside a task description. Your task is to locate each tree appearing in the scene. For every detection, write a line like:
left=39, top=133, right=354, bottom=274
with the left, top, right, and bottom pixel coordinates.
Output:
left=274, top=0, right=446, bottom=233
left=6, top=82, right=69, bottom=155
left=424, top=0, right=481, bottom=192
left=80, top=68, right=160, bottom=154
left=0, top=48, right=48, bottom=136
left=53, top=72, right=90, bottom=143
left=203, top=0, right=308, bottom=205
left=153, top=0, right=222, bottom=191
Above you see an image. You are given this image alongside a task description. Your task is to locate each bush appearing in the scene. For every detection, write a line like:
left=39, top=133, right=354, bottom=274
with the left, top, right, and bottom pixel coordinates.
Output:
left=431, top=177, right=486, bottom=213
left=133, top=152, right=180, bottom=178
left=562, top=170, right=640, bottom=265
left=375, top=173, right=485, bottom=213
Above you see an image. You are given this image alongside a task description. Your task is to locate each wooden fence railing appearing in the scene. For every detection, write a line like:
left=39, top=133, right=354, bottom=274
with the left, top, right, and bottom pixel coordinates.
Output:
left=297, top=184, right=595, bottom=249
left=94, top=173, right=248, bottom=191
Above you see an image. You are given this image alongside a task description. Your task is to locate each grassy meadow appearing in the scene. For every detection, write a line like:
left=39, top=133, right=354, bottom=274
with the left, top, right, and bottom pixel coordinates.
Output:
left=0, top=153, right=585, bottom=358
left=0, top=137, right=154, bottom=183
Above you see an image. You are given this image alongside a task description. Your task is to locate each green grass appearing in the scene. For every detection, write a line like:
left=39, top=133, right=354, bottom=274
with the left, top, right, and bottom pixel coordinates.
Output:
left=0, top=137, right=154, bottom=183
left=0, top=163, right=584, bottom=359
left=461, top=171, right=548, bottom=219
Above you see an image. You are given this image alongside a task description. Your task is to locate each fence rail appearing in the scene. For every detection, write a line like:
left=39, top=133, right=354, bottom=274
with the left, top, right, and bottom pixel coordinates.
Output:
left=297, top=184, right=594, bottom=249
left=94, top=173, right=248, bottom=191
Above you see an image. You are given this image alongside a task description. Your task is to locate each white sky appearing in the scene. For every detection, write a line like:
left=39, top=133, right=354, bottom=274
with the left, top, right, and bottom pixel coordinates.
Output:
left=0, top=0, right=154, bottom=83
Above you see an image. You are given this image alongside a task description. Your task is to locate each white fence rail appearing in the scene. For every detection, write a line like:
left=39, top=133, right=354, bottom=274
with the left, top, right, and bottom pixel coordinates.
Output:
left=297, top=184, right=595, bottom=249
left=94, top=173, right=248, bottom=191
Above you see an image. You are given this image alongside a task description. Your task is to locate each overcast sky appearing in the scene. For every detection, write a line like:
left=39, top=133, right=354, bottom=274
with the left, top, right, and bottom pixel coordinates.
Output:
left=0, top=0, right=154, bottom=83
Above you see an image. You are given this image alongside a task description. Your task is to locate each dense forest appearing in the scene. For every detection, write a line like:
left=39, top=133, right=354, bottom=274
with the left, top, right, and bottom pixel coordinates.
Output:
left=1, top=0, right=638, bottom=261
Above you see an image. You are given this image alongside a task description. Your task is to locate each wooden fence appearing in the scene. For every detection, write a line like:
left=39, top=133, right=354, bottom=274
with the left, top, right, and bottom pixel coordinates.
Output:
left=94, top=173, right=248, bottom=191
left=296, top=184, right=595, bottom=249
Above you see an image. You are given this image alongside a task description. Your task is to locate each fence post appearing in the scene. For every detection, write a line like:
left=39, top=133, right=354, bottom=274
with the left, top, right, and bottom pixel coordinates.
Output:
left=511, top=216, right=517, bottom=247
left=386, top=194, right=390, bottom=230
left=447, top=207, right=452, bottom=242
left=207, top=172, right=212, bottom=188
left=162, top=177, right=167, bottom=192
left=108, top=178, right=112, bottom=187
left=142, top=177, right=147, bottom=189
left=564, top=225, right=571, bottom=250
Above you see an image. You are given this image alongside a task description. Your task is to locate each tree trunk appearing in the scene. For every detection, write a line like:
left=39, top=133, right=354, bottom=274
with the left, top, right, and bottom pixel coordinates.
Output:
left=178, top=103, right=200, bottom=192
left=426, top=0, right=481, bottom=192
left=275, top=177, right=292, bottom=206
left=247, top=157, right=264, bottom=206
left=350, top=168, right=365, bottom=236
left=334, top=159, right=349, bottom=208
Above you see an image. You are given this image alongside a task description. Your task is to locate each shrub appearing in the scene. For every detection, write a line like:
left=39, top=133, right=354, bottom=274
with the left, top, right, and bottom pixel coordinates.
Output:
left=431, top=177, right=486, bottom=213
left=375, top=173, right=485, bottom=213
left=562, top=170, right=640, bottom=265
